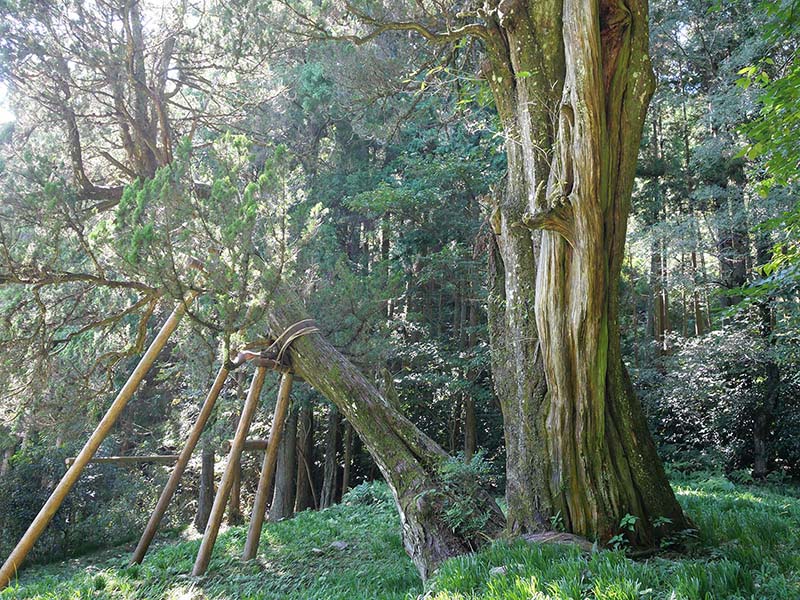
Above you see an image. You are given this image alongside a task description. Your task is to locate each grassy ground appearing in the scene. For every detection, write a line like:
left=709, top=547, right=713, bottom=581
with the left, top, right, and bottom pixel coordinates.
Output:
left=1, top=476, right=798, bottom=599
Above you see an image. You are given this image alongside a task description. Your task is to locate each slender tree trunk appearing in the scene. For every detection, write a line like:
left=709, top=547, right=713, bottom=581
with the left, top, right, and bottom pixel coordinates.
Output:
left=448, top=399, right=462, bottom=454
left=320, top=405, right=340, bottom=509
left=341, top=421, right=353, bottom=494
left=717, top=201, right=750, bottom=309
left=753, top=234, right=780, bottom=479
left=227, top=454, right=243, bottom=525
left=264, top=288, right=504, bottom=578
left=463, top=296, right=479, bottom=462
left=483, top=0, right=688, bottom=544
left=691, top=250, right=705, bottom=335
left=195, top=447, right=215, bottom=531
left=227, top=375, right=246, bottom=525
left=270, top=410, right=298, bottom=521
left=295, top=401, right=316, bottom=512
left=0, top=442, right=16, bottom=477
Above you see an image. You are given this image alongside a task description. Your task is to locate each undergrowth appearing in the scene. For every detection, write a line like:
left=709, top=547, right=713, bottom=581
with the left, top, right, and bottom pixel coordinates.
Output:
left=1, top=476, right=798, bottom=599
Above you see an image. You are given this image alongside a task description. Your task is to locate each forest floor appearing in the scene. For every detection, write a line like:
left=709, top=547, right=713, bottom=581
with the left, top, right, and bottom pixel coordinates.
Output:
left=1, top=475, right=798, bottom=600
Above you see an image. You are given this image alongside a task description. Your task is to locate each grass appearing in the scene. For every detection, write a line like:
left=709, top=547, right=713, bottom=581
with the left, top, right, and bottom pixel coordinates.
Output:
left=0, top=483, right=420, bottom=599
left=2, top=476, right=798, bottom=599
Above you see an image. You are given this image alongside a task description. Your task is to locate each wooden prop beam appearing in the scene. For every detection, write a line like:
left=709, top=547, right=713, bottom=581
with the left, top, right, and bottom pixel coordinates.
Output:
left=243, top=372, right=294, bottom=560
left=222, top=439, right=269, bottom=453
left=0, top=292, right=197, bottom=590
left=65, top=455, right=180, bottom=466
left=192, top=366, right=267, bottom=576
left=131, top=364, right=229, bottom=564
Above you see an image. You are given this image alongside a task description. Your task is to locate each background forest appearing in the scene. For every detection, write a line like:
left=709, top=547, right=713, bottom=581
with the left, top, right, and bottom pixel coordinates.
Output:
left=0, top=0, right=798, bottom=596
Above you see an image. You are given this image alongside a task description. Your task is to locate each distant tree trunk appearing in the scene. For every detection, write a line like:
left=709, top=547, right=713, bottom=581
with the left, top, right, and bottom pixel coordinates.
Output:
left=294, top=401, right=316, bottom=512
left=649, top=239, right=670, bottom=355
left=270, top=410, right=298, bottom=521
left=717, top=201, right=750, bottom=310
left=753, top=235, right=780, bottom=479
left=448, top=399, right=462, bottom=454
left=700, top=250, right=713, bottom=329
left=0, top=446, right=13, bottom=477
left=320, top=405, right=340, bottom=509
left=381, top=215, right=393, bottom=318
left=341, top=421, right=353, bottom=494
left=265, top=288, right=504, bottom=579
left=227, top=375, right=246, bottom=525
left=484, top=0, right=688, bottom=544
left=195, top=447, right=214, bottom=531
left=463, top=297, right=479, bottom=462
left=691, top=250, right=705, bottom=335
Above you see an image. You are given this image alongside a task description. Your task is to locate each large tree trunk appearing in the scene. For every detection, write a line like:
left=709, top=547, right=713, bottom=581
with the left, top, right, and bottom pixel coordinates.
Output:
left=483, top=0, right=688, bottom=545
left=265, top=288, right=504, bottom=579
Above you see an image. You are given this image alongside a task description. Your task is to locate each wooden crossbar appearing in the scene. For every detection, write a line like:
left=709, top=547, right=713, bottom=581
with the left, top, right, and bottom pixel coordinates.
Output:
left=65, top=455, right=179, bottom=466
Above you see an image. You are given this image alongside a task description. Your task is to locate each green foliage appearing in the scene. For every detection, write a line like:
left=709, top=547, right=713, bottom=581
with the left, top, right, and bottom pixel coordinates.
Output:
left=636, top=326, right=800, bottom=475
left=0, top=443, right=172, bottom=565
left=608, top=514, right=639, bottom=551
left=737, top=0, right=799, bottom=189
left=432, top=451, right=497, bottom=543
left=343, top=481, right=394, bottom=507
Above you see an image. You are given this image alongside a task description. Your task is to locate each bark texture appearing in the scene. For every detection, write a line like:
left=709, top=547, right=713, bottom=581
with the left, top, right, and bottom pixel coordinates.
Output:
left=320, top=405, right=340, bottom=509
left=342, top=421, right=353, bottom=493
left=484, top=0, right=688, bottom=544
left=270, top=410, right=298, bottom=521
left=265, top=288, right=504, bottom=579
left=194, top=447, right=214, bottom=531
left=294, top=401, right=316, bottom=511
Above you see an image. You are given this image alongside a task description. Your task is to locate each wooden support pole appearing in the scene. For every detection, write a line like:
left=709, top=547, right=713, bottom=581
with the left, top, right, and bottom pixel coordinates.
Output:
left=243, top=372, right=294, bottom=560
left=0, top=293, right=197, bottom=590
left=65, top=455, right=180, bottom=466
left=192, top=366, right=267, bottom=576
left=131, top=364, right=229, bottom=564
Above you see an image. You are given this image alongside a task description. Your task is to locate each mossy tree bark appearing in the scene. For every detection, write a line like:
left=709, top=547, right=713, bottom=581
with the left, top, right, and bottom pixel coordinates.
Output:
left=483, top=0, right=688, bottom=544
left=265, top=288, right=504, bottom=579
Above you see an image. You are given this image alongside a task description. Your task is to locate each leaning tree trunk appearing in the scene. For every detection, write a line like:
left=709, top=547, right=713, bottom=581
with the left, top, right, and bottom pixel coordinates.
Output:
left=483, top=0, right=688, bottom=545
left=265, top=288, right=504, bottom=579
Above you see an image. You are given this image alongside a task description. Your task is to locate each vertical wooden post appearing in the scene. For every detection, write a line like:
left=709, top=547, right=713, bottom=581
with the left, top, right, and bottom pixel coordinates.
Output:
left=192, top=366, right=267, bottom=576
left=242, top=372, right=294, bottom=560
left=0, top=293, right=197, bottom=590
left=131, top=364, right=229, bottom=564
